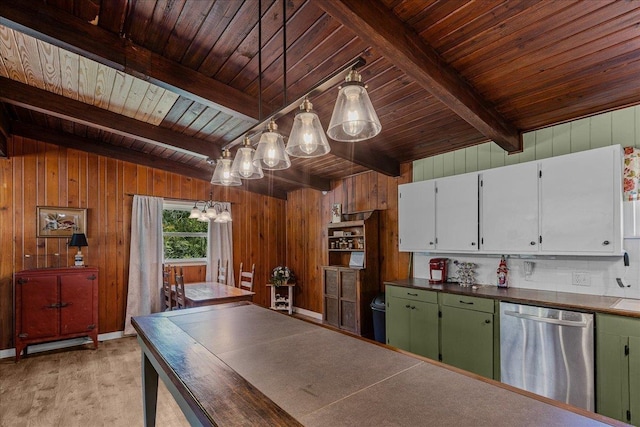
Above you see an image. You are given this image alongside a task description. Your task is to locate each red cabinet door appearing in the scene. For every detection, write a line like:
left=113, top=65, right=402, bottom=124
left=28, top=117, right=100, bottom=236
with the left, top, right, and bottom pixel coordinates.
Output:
left=60, top=273, right=95, bottom=335
left=18, top=274, right=59, bottom=339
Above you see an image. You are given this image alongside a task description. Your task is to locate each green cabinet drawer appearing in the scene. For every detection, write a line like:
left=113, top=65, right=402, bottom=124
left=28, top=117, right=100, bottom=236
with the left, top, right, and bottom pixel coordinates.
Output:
left=440, top=292, right=494, bottom=313
left=385, top=284, right=438, bottom=303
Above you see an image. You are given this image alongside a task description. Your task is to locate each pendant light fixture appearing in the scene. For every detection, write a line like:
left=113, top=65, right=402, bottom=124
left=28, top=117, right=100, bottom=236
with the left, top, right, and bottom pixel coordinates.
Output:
left=231, top=136, right=264, bottom=179
left=286, top=97, right=331, bottom=158
left=211, top=149, right=242, bottom=186
left=327, top=68, right=381, bottom=142
left=253, top=118, right=291, bottom=170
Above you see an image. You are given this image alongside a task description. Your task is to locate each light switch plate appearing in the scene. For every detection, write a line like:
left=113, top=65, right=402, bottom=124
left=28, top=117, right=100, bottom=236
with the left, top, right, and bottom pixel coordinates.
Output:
left=572, top=272, right=591, bottom=286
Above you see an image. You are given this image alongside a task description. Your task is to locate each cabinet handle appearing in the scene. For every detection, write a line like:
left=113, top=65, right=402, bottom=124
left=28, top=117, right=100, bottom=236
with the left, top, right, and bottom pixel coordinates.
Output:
left=411, top=306, right=416, bottom=310
left=44, top=303, right=59, bottom=309
left=405, top=304, right=411, bottom=308
left=471, top=242, right=476, bottom=246
left=602, top=240, right=610, bottom=246
left=17, top=277, right=28, bottom=285
left=429, top=241, right=434, bottom=245
left=459, top=300, right=474, bottom=305
left=530, top=241, right=536, bottom=245
left=59, top=302, right=69, bottom=308
left=407, top=293, right=418, bottom=296
left=485, top=319, right=491, bottom=324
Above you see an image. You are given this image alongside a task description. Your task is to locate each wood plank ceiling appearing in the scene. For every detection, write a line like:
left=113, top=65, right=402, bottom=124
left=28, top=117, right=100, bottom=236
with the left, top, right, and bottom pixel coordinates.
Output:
left=1, top=0, right=640, bottom=199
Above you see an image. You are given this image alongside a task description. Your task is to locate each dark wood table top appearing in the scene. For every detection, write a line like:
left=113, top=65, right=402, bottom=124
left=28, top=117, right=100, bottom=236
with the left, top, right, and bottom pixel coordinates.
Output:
left=132, top=303, right=625, bottom=426
left=180, top=281, right=254, bottom=307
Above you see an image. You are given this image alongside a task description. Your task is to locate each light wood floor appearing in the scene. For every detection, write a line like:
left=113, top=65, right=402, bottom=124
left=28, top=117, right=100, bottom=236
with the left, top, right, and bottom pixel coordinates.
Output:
left=0, top=337, right=190, bottom=427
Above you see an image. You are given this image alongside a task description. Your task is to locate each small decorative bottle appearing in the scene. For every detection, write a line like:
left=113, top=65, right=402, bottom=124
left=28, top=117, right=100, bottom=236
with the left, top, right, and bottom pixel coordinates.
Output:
left=497, top=255, right=509, bottom=288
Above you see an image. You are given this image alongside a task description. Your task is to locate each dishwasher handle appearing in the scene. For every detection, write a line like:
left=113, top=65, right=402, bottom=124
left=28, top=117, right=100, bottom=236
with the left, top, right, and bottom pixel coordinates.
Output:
left=503, top=310, right=589, bottom=328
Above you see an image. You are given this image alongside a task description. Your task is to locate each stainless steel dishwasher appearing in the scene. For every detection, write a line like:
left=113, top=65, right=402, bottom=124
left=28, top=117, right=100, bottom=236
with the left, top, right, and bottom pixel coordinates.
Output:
left=500, top=302, right=594, bottom=411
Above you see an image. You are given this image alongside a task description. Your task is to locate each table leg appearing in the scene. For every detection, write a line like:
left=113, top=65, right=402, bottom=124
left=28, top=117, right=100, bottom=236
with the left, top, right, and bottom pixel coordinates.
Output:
left=288, top=286, right=293, bottom=315
left=142, top=351, right=159, bottom=427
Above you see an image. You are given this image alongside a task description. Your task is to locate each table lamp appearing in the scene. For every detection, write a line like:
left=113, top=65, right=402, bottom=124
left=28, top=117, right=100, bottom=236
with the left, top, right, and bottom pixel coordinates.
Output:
left=69, top=233, right=88, bottom=267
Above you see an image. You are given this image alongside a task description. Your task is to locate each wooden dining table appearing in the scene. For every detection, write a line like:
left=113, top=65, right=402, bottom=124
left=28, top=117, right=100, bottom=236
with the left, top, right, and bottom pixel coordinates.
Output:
left=176, top=281, right=254, bottom=308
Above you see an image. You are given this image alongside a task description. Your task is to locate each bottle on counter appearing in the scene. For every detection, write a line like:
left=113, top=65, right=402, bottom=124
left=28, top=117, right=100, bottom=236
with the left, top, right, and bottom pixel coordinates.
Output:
left=497, top=255, right=509, bottom=288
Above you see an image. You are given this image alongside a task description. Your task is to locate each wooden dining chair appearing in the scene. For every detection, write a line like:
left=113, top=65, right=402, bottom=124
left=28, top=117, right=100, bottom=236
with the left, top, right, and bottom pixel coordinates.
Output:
left=217, top=259, right=229, bottom=286
left=174, top=266, right=187, bottom=309
left=238, top=262, right=255, bottom=292
left=162, top=264, right=174, bottom=311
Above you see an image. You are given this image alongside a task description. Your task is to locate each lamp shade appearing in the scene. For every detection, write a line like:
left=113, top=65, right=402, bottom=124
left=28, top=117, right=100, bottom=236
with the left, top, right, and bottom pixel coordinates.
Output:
left=211, top=149, right=242, bottom=186
left=286, top=98, right=331, bottom=158
left=69, top=233, right=88, bottom=248
left=253, top=119, right=291, bottom=170
left=231, top=137, right=264, bottom=179
left=327, top=69, right=381, bottom=142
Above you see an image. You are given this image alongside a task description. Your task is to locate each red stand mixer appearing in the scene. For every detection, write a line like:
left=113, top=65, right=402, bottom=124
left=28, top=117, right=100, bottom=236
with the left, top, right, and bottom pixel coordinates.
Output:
left=429, top=258, right=448, bottom=284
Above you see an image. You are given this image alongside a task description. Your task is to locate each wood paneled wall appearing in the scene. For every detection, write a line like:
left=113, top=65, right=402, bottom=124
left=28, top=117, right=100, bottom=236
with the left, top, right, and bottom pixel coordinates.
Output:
left=286, top=164, right=412, bottom=314
left=0, top=136, right=286, bottom=350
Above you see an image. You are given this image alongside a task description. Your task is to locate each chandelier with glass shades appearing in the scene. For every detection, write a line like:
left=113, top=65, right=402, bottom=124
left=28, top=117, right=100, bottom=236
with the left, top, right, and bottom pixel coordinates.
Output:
left=188, top=200, right=232, bottom=223
left=210, top=1, right=381, bottom=186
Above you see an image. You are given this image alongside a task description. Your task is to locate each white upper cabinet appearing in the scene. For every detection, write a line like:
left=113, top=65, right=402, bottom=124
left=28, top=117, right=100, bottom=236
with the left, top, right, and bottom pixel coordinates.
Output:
left=481, top=161, right=539, bottom=253
left=398, top=180, right=436, bottom=252
left=436, top=173, right=479, bottom=251
left=399, top=145, right=623, bottom=256
left=539, top=145, right=622, bottom=255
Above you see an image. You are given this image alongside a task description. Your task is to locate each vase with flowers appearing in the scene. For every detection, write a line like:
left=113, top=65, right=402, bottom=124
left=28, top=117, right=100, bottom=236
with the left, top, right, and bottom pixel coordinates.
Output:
left=270, top=266, right=295, bottom=287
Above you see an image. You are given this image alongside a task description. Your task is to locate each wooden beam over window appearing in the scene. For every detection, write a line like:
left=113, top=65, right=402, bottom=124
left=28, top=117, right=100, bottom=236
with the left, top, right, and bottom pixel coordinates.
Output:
left=0, top=78, right=330, bottom=192
left=317, top=0, right=522, bottom=153
left=10, top=122, right=288, bottom=200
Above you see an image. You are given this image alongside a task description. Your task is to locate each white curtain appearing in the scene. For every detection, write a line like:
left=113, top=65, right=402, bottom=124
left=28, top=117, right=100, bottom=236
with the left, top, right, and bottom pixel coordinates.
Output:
left=124, top=195, right=164, bottom=335
left=206, top=202, right=234, bottom=286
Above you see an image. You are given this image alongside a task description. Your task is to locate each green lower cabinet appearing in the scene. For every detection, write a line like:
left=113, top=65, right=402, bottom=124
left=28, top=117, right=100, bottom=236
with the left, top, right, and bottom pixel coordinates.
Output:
left=596, top=313, right=640, bottom=425
left=440, top=304, right=495, bottom=379
left=386, top=286, right=439, bottom=360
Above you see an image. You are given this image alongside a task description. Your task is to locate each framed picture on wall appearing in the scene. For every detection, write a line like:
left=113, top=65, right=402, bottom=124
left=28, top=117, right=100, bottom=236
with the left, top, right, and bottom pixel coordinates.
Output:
left=36, top=206, right=87, bottom=238
left=331, top=203, right=342, bottom=223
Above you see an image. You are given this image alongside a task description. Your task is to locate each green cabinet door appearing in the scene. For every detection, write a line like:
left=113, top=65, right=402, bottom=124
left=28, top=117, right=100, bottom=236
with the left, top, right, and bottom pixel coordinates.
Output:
left=631, top=336, right=640, bottom=426
left=596, top=313, right=640, bottom=425
left=409, top=299, right=439, bottom=360
left=386, top=295, right=411, bottom=351
left=441, top=305, right=494, bottom=379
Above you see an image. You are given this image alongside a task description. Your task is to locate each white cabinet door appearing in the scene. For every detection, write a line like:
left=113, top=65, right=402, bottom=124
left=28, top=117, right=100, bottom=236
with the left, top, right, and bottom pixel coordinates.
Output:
left=539, top=145, right=622, bottom=255
left=481, top=162, right=539, bottom=253
left=436, top=173, right=479, bottom=251
left=398, top=180, right=436, bottom=252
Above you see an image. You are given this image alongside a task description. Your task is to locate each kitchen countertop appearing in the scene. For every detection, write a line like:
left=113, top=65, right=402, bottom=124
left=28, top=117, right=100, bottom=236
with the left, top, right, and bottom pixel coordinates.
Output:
left=384, top=278, right=640, bottom=318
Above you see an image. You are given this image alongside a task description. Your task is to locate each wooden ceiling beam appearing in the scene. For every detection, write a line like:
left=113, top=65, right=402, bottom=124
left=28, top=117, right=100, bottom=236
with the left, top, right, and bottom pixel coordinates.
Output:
left=0, top=78, right=329, bottom=193
left=0, top=77, right=221, bottom=159
left=0, top=0, right=259, bottom=122
left=10, top=121, right=288, bottom=200
left=317, top=0, right=522, bottom=153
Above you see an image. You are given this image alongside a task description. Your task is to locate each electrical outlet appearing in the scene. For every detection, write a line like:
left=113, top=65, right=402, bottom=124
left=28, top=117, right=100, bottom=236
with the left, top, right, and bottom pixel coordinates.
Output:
left=572, top=272, right=591, bottom=286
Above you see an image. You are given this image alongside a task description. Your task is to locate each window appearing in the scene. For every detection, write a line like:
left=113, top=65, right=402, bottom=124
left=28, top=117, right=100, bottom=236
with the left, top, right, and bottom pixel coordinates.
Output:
left=162, top=202, right=208, bottom=263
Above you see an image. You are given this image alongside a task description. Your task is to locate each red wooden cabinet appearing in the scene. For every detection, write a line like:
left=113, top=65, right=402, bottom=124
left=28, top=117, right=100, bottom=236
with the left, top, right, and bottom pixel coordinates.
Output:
left=14, top=267, right=99, bottom=361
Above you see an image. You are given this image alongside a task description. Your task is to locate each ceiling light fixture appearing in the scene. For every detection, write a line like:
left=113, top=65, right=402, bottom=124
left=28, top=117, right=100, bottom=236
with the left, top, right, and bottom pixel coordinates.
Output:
left=211, top=149, right=241, bottom=186
left=327, top=68, right=381, bottom=142
left=188, top=199, right=232, bottom=223
left=253, top=118, right=291, bottom=170
left=231, top=136, right=264, bottom=179
left=286, top=97, right=331, bottom=158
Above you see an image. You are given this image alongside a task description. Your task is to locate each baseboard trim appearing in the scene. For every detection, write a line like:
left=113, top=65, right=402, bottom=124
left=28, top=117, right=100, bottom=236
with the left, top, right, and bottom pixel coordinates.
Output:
left=293, top=306, right=322, bottom=320
left=0, top=330, right=125, bottom=360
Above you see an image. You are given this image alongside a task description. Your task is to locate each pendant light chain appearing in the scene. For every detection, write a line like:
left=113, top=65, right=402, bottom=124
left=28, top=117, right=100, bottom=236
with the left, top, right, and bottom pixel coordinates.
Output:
left=282, top=0, right=287, bottom=107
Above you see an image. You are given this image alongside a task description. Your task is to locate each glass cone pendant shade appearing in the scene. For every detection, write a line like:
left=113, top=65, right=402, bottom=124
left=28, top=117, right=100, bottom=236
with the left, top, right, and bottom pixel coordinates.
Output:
left=286, top=98, right=331, bottom=158
left=211, top=149, right=242, bottom=186
left=253, top=119, right=291, bottom=170
left=231, top=136, right=264, bottom=179
left=327, top=69, right=381, bottom=142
